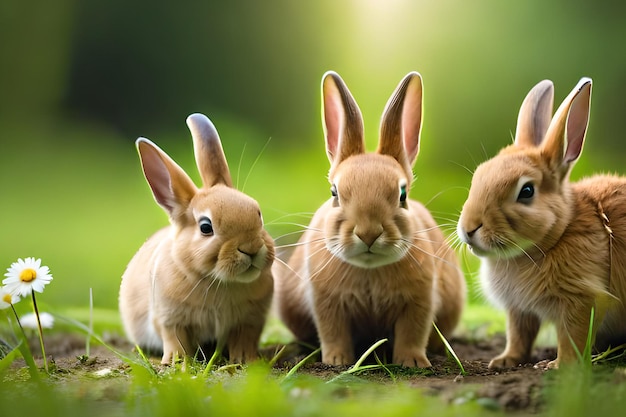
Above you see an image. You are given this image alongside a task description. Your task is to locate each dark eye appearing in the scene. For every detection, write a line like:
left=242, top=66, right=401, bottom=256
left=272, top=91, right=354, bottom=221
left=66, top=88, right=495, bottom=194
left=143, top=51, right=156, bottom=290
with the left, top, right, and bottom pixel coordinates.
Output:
left=517, top=182, right=535, bottom=202
left=400, top=184, right=407, bottom=203
left=331, top=184, right=338, bottom=198
left=199, top=217, right=213, bottom=236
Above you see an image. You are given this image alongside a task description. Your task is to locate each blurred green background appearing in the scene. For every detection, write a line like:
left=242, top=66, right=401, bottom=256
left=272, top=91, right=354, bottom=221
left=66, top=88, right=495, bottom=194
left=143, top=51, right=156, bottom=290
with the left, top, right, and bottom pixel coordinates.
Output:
left=1, top=0, right=625, bottom=324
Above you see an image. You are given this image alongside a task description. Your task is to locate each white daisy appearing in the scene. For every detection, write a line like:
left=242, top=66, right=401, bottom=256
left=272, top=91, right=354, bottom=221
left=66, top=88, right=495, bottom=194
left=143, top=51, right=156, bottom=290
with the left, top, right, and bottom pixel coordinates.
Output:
left=3, top=257, right=53, bottom=297
left=20, top=312, right=55, bottom=329
left=0, top=286, right=20, bottom=309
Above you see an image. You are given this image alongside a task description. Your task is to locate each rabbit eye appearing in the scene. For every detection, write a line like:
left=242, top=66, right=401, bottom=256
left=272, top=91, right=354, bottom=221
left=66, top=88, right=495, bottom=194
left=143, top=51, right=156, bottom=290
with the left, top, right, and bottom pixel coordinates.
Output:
left=400, top=185, right=407, bottom=203
left=199, top=217, right=214, bottom=236
left=331, top=184, right=338, bottom=198
left=517, top=182, right=535, bottom=203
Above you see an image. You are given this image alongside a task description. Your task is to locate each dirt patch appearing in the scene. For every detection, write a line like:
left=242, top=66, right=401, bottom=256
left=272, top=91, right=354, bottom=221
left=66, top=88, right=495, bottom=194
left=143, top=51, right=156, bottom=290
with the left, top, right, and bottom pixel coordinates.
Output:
left=275, top=335, right=555, bottom=413
left=9, top=333, right=556, bottom=414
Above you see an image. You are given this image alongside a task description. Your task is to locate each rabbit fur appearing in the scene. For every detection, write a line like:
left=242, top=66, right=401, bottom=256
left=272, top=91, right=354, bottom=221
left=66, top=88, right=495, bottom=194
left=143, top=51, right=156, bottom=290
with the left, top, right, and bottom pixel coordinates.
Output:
left=274, top=71, right=466, bottom=368
left=457, top=78, right=626, bottom=369
left=119, top=113, right=274, bottom=365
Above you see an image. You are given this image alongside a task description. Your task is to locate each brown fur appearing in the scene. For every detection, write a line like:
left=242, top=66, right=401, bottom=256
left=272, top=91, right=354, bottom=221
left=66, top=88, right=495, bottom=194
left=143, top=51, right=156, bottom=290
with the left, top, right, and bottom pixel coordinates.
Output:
left=458, top=78, right=626, bottom=368
left=119, top=114, right=274, bottom=365
left=274, top=72, right=466, bottom=367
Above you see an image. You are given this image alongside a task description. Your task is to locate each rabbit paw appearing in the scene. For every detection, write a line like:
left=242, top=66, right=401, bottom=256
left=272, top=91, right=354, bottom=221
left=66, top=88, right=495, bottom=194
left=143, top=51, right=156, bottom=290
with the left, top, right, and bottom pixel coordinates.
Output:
left=393, top=349, right=432, bottom=368
left=322, top=347, right=354, bottom=366
left=488, top=353, right=525, bottom=369
left=533, top=359, right=558, bottom=370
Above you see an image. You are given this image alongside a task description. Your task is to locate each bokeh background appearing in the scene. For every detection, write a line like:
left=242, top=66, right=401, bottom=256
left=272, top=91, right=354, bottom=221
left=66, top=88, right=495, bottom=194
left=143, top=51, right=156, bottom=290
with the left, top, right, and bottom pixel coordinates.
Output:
left=2, top=0, right=625, bottom=326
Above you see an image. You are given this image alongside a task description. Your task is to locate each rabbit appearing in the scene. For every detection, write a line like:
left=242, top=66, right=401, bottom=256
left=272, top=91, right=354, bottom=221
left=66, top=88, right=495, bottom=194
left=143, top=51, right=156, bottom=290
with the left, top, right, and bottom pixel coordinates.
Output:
left=457, top=77, right=626, bottom=369
left=119, top=113, right=274, bottom=365
left=274, top=71, right=466, bottom=368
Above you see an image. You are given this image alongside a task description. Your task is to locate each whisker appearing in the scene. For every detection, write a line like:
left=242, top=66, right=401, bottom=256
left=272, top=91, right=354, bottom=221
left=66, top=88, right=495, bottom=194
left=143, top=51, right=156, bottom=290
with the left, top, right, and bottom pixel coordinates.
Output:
left=242, top=136, right=272, bottom=193
left=448, top=159, right=475, bottom=177
left=181, top=276, right=210, bottom=304
left=422, top=186, right=469, bottom=208
left=501, top=236, right=541, bottom=269
left=273, top=256, right=305, bottom=282
left=265, top=211, right=316, bottom=225
left=236, top=142, right=248, bottom=190
left=275, top=237, right=326, bottom=250
left=272, top=224, right=324, bottom=239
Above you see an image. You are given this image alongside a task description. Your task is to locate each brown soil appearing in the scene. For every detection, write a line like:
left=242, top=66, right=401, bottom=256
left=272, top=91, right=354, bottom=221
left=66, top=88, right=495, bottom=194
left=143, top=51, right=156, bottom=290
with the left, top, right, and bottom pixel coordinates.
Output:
left=9, top=332, right=556, bottom=414
left=274, top=335, right=555, bottom=414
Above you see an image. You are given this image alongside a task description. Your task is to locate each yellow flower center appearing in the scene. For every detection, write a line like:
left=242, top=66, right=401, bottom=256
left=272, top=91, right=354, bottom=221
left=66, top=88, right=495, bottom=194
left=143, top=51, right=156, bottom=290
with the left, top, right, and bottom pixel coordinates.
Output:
left=2, top=293, right=11, bottom=304
left=20, top=268, right=37, bottom=283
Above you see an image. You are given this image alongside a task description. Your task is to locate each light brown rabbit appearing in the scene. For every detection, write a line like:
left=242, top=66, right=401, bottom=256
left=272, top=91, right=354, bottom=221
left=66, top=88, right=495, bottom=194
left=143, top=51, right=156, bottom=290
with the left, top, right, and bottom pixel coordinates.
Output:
left=274, top=71, right=466, bottom=368
left=457, top=78, right=626, bottom=369
left=119, top=113, right=274, bottom=365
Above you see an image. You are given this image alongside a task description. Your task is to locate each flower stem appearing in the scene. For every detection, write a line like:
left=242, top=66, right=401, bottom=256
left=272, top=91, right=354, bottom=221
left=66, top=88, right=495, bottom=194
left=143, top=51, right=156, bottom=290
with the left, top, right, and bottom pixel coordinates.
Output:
left=10, top=305, right=41, bottom=381
left=31, top=290, right=48, bottom=373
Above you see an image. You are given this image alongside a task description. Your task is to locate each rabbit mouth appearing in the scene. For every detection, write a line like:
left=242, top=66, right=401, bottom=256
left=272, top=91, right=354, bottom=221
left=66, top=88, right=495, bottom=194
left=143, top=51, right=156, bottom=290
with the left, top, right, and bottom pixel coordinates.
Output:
left=215, top=259, right=265, bottom=284
left=231, top=265, right=262, bottom=283
left=340, top=248, right=406, bottom=269
left=466, top=239, right=530, bottom=260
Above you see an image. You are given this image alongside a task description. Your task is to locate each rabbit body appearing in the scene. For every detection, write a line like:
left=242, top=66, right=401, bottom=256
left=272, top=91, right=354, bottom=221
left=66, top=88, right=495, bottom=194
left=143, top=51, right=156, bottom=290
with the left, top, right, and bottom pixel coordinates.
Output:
left=119, top=114, right=274, bottom=365
left=458, top=78, right=626, bottom=368
left=275, top=72, right=465, bottom=368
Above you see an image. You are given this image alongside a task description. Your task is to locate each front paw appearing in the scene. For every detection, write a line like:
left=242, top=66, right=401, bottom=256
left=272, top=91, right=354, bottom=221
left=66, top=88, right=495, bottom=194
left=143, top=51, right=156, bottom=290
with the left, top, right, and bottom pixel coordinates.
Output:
left=322, top=347, right=354, bottom=366
left=393, top=349, right=432, bottom=368
left=161, top=349, right=185, bottom=365
left=228, top=346, right=258, bottom=364
left=533, top=359, right=558, bottom=370
left=488, top=353, right=525, bottom=369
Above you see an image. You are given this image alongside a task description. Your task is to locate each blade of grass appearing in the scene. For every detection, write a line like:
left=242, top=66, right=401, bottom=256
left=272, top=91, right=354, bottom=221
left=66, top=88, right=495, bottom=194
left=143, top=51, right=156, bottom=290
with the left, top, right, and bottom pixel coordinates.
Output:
left=350, top=338, right=387, bottom=372
left=327, top=339, right=388, bottom=384
left=267, top=344, right=287, bottom=368
left=0, top=343, right=22, bottom=374
left=432, top=322, right=466, bottom=375
left=201, top=345, right=223, bottom=378
left=87, top=288, right=93, bottom=357
left=592, top=342, right=626, bottom=364
left=569, top=307, right=595, bottom=367
left=280, top=347, right=321, bottom=383
left=373, top=351, right=396, bottom=382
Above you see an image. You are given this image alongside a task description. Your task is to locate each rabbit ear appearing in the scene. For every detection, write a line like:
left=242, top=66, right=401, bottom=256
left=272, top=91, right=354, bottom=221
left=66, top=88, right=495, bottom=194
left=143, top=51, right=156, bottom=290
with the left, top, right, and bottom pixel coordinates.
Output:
left=321, top=71, right=365, bottom=165
left=514, top=80, right=554, bottom=147
left=541, top=78, right=592, bottom=177
left=136, top=138, right=197, bottom=218
left=186, top=113, right=233, bottom=188
left=378, top=72, right=423, bottom=174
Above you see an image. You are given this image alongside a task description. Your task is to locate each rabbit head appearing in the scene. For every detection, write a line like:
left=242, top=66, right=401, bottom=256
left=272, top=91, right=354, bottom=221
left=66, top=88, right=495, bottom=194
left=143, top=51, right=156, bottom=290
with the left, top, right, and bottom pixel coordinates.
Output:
left=321, top=71, right=424, bottom=269
left=457, top=78, right=592, bottom=259
left=137, top=113, right=273, bottom=283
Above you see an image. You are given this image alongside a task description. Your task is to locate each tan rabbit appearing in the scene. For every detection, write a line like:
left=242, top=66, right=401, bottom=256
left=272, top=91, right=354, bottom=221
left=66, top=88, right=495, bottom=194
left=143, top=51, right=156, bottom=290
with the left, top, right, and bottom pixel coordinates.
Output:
left=457, top=78, right=626, bottom=369
left=274, top=71, right=466, bottom=368
left=119, top=113, right=274, bottom=365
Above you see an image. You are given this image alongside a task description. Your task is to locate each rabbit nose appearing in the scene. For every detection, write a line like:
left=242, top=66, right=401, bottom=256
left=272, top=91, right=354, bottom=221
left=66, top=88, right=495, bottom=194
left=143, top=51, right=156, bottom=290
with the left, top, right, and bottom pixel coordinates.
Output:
left=467, top=224, right=483, bottom=239
left=238, top=240, right=263, bottom=257
left=356, top=230, right=382, bottom=248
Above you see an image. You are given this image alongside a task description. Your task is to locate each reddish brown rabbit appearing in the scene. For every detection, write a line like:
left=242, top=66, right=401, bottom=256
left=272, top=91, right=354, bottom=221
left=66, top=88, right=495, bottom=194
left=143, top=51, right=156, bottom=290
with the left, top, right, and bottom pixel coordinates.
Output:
left=119, top=113, right=274, bottom=365
left=457, top=78, right=626, bottom=369
left=274, top=72, right=466, bottom=368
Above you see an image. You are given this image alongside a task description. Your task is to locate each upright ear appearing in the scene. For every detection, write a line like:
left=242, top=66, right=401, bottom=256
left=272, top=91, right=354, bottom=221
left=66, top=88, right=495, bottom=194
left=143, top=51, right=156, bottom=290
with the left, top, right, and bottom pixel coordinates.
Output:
left=186, top=113, right=233, bottom=188
left=321, top=71, right=365, bottom=165
left=514, top=80, right=554, bottom=148
left=136, top=138, right=197, bottom=219
left=378, top=72, right=423, bottom=175
left=541, top=78, right=592, bottom=178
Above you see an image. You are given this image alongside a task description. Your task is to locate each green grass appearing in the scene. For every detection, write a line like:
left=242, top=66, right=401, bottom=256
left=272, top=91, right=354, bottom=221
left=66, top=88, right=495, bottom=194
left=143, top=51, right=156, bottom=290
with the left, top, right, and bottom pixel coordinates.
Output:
left=3, top=302, right=626, bottom=417
left=2, top=319, right=626, bottom=417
